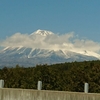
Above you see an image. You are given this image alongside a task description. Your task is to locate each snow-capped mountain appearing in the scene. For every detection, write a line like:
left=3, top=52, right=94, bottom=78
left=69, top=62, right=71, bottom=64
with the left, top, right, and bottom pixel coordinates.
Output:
left=0, top=29, right=100, bottom=67
left=30, top=29, right=54, bottom=36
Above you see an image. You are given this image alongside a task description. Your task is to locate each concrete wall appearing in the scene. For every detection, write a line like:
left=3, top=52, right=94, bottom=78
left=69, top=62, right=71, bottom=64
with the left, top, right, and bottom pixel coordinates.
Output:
left=0, top=88, right=100, bottom=100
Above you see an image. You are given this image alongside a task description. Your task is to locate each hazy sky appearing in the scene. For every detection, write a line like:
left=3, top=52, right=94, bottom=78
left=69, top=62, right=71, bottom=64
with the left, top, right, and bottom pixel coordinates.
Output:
left=0, top=0, right=100, bottom=52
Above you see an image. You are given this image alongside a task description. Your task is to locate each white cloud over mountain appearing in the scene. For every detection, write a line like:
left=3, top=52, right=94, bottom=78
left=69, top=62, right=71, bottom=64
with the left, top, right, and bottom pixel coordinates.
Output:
left=0, top=30, right=100, bottom=53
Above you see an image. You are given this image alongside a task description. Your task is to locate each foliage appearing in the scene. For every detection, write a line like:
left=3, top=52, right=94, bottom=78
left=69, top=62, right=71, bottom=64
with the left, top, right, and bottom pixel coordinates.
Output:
left=0, top=60, right=100, bottom=93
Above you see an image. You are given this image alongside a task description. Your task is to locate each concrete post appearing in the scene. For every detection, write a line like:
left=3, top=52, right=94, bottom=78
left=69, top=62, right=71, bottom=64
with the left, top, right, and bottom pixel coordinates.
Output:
left=0, top=80, right=4, bottom=88
left=37, top=81, right=42, bottom=90
left=84, top=83, right=89, bottom=93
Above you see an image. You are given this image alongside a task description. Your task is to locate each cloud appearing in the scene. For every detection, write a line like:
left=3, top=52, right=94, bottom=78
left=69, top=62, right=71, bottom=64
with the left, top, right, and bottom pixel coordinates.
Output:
left=44, top=32, right=74, bottom=44
left=0, top=33, right=33, bottom=47
left=73, top=39, right=100, bottom=52
left=0, top=31, right=100, bottom=53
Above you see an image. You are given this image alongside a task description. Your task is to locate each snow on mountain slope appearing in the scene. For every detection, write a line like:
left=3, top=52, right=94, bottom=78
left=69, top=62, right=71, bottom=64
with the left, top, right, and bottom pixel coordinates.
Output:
left=65, top=49, right=100, bottom=59
left=0, top=46, right=99, bottom=67
left=1, top=46, right=100, bottom=59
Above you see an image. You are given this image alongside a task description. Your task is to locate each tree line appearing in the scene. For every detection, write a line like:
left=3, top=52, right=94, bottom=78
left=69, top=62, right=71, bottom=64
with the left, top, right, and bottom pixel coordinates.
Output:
left=0, top=60, right=100, bottom=93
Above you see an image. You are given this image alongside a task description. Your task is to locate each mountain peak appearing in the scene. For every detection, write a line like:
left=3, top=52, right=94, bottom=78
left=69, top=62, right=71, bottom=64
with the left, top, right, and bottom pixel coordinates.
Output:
left=31, top=29, right=54, bottom=36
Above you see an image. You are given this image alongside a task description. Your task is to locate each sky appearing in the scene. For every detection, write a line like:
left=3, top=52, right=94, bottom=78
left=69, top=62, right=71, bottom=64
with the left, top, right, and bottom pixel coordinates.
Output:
left=0, top=0, right=100, bottom=52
